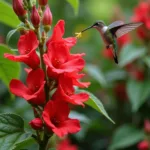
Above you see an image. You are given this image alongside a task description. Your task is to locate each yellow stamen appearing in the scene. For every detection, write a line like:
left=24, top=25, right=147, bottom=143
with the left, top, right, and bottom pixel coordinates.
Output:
left=75, top=32, right=82, bottom=39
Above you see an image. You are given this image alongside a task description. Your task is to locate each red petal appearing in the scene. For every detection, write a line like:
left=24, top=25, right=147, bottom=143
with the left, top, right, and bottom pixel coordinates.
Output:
left=66, top=72, right=90, bottom=88
left=43, top=53, right=53, bottom=68
left=46, top=20, right=65, bottom=46
left=64, top=37, right=77, bottom=49
left=4, top=53, right=28, bottom=61
left=73, top=79, right=90, bottom=88
left=4, top=50, right=40, bottom=69
left=26, top=69, right=45, bottom=90
left=30, top=81, right=46, bottom=105
left=57, top=139, right=78, bottom=150
left=59, top=74, right=74, bottom=94
left=70, top=93, right=89, bottom=106
left=10, top=79, right=36, bottom=100
left=42, top=103, right=56, bottom=129
left=53, top=119, right=80, bottom=137
left=54, top=84, right=88, bottom=106
left=69, top=53, right=85, bottom=59
left=43, top=100, right=71, bottom=132
left=18, top=30, right=39, bottom=55
left=48, top=42, right=69, bottom=66
left=61, top=58, right=85, bottom=72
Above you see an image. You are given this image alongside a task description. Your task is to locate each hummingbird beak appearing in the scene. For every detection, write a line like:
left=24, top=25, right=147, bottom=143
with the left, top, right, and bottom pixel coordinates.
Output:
left=81, top=25, right=94, bottom=33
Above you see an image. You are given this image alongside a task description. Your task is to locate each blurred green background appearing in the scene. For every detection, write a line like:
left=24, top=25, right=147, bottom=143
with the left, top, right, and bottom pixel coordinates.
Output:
left=0, top=0, right=150, bottom=150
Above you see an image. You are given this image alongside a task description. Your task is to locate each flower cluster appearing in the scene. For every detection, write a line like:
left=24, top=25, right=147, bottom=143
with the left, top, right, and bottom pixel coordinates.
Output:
left=4, top=0, right=90, bottom=141
left=132, top=0, right=150, bottom=40
left=42, top=20, right=90, bottom=137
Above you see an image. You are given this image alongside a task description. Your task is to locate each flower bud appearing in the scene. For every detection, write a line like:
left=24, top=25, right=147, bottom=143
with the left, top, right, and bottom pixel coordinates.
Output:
left=29, top=118, right=43, bottom=130
left=31, top=6, right=40, bottom=28
left=42, top=6, right=52, bottom=32
left=12, top=0, right=26, bottom=17
left=144, top=120, right=150, bottom=133
left=38, top=0, right=48, bottom=6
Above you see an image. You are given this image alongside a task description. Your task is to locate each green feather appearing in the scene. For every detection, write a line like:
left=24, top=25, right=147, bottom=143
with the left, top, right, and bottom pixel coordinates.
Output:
left=113, top=39, right=118, bottom=64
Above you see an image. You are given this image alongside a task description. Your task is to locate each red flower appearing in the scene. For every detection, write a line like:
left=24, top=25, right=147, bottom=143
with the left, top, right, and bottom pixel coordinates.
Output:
left=29, top=118, right=43, bottom=130
left=52, top=74, right=89, bottom=106
left=57, top=139, right=78, bottom=150
left=42, top=99, right=80, bottom=137
left=66, top=72, right=90, bottom=88
left=117, top=34, right=131, bottom=48
left=4, top=31, right=40, bottom=69
left=132, top=1, right=150, bottom=29
left=138, top=141, right=149, bottom=150
left=144, top=120, right=150, bottom=133
left=43, top=41, right=85, bottom=78
left=46, top=20, right=76, bottom=49
left=10, top=69, right=45, bottom=105
left=131, top=1, right=150, bottom=40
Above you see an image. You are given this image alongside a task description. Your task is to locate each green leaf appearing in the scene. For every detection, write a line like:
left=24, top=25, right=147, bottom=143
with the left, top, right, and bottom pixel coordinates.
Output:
left=85, top=64, right=107, bottom=87
left=66, top=0, right=79, bottom=15
left=0, top=113, right=28, bottom=150
left=119, top=45, right=146, bottom=67
left=13, top=136, right=36, bottom=150
left=69, top=111, right=90, bottom=124
left=126, top=79, right=150, bottom=112
left=79, top=90, right=114, bottom=124
left=144, top=56, right=150, bottom=68
left=0, top=1, right=20, bottom=27
left=6, top=29, right=18, bottom=45
left=105, top=69, right=127, bottom=82
left=0, top=44, right=20, bottom=88
left=109, top=125, right=144, bottom=150
left=6, top=26, right=26, bottom=45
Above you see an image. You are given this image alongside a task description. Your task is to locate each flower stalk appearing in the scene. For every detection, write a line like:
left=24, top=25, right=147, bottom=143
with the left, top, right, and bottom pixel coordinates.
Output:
left=5, top=1, right=90, bottom=149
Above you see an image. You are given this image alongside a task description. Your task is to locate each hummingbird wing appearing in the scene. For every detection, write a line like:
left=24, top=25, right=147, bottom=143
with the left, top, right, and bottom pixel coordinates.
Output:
left=108, top=21, right=124, bottom=29
left=109, top=22, right=143, bottom=38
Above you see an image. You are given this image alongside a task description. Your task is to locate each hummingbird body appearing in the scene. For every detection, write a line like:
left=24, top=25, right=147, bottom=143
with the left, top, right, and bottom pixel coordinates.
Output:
left=81, top=20, right=142, bottom=64
left=94, top=25, right=114, bottom=46
left=94, top=24, right=118, bottom=63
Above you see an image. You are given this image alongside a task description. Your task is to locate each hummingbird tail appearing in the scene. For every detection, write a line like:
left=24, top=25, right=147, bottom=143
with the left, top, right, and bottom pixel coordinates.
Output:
left=114, top=55, right=118, bottom=64
left=113, top=40, right=118, bottom=64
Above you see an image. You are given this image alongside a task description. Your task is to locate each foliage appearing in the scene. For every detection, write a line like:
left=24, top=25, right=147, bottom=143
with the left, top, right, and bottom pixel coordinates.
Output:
left=0, top=0, right=150, bottom=150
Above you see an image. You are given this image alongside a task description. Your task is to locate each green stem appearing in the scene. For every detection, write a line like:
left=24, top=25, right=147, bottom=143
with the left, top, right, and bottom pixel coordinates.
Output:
left=39, top=133, right=50, bottom=150
left=35, top=28, right=49, bottom=101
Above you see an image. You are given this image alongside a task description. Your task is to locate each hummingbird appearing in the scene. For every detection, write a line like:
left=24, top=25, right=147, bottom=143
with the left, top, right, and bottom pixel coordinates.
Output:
left=81, top=20, right=143, bottom=64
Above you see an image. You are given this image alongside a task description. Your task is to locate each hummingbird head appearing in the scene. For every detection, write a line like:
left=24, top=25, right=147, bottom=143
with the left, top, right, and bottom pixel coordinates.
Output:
left=81, top=20, right=105, bottom=33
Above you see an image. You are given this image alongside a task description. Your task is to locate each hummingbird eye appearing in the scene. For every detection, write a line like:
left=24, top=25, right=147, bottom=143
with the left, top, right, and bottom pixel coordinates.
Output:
left=94, top=22, right=99, bottom=26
